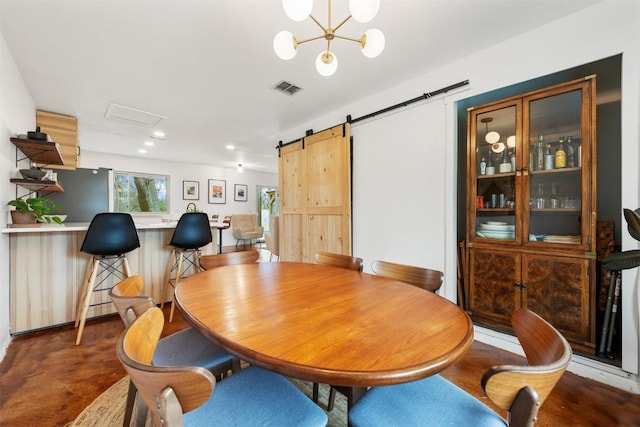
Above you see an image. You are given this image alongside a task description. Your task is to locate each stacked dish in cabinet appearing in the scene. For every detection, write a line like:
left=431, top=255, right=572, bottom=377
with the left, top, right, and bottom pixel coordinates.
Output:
left=476, top=221, right=515, bottom=239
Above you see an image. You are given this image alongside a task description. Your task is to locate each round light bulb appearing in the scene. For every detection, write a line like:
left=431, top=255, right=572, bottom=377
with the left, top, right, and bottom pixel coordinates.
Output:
left=485, top=131, right=500, bottom=144
left=283, top=0, right=313, bottom=22
left=273, top=31, right=297, bottom=60
left=361, top=28, right=385, bottom=58
left=315, top=51, right=338, bottom=76
left=349, top=0, right=380, bottom=23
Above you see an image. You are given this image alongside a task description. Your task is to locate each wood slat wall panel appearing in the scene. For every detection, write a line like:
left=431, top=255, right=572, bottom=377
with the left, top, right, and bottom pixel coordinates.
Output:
left=7, top=228, right=214, bottom=334
left=36, top=110, right=79, bottom=169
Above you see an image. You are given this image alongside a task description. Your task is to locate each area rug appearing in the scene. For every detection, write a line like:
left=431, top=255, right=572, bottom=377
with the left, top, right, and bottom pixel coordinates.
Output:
left=70, top=375, right=348, bottom=426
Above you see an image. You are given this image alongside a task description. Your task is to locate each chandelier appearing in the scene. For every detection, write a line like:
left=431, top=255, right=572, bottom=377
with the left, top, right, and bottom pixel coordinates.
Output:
left=273, top=0, right=385, bottom=77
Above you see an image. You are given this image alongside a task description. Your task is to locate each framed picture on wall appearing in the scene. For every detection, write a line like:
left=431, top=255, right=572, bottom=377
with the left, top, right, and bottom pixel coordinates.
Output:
left=182, top=180, right=199, bottom=200
left=208, top=179, right=226, bottom=204
left=234, top=184, right=248, bottom=202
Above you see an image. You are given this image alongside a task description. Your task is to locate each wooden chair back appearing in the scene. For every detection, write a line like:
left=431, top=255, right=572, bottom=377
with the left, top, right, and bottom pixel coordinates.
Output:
left=315, top=251, right=363, bottom=272
left=211, top=214, right=219, bottom=222
left=199, top=250, right=260, bottom=270
left=371, top=260, right=443, bottom=293
left=481, top=308, right=572, bottom=426
left=624, top=208, right=640, bottom=241
left=117, top=307, right=215, bottom=426
left=109, top=276, right=156, bottom=327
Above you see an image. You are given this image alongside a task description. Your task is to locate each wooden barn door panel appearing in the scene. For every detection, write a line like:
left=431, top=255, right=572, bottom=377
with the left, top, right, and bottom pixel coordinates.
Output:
left=279, top=124, right=351, bottom=262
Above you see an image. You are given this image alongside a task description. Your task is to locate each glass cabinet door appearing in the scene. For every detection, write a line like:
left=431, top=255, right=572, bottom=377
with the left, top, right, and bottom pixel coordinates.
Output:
left=470, top=102, right=520, bottom=244
left=524, top=82, right=590, bottom=249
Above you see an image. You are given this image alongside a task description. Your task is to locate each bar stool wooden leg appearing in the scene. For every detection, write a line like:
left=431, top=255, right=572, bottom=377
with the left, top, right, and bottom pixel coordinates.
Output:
left=160, top=248, right=176, bottom=310
left=168, top=252, right=185, bottom=322
left=75, top=258, right=96, bottom=327
left=75, top=258, right=100, bottom=345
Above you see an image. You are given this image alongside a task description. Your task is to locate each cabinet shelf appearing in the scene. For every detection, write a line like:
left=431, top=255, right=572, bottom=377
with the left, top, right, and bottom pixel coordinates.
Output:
left=531, top=208, right=580, bottom=213
left=10, top=179, right=64, bottom=193
left=529, top=167, right=581, bottom=176
left=10, top=137, right=64, bottom=166
left=477, top=208, right=515, bottom=213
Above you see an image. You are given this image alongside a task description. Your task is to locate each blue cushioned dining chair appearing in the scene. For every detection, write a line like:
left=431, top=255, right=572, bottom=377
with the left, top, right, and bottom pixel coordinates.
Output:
left=348, top=308, right=572, bottom=427
left=161, top=212, right=212, bottom=322
left=109, top=276, right=240, bottom=427
left=75, top=212, right=140, bottom=345
left=117, top=306, right=328, bottom=427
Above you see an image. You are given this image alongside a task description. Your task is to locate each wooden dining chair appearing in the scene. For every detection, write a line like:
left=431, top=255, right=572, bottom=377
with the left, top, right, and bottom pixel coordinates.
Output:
left=348, top=308, right=572, bottom=427
left=109, top=276, right=239, bottom=427
left=314, top=251, right=364, bottom=272
left=199, top=249, right=260, bottom=270
left=371, top=259, right=443, bottom=293
left=117, top=307, right=328, bottom=427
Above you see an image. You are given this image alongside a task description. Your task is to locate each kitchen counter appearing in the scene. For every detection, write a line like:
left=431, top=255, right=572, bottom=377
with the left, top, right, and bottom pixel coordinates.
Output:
left=2, top=220, right=226, bottom=233
left=4, top=219, right=221, bottom=334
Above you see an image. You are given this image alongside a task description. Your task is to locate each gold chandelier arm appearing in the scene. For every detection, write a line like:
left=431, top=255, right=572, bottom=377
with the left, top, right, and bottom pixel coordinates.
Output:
left=296, top=34, right=328, bottom=45
left=333, top=34, right=362, bottom=44
left=309, top=15, right=327, bottom=32
left=333, top=14, right=352, bottom=33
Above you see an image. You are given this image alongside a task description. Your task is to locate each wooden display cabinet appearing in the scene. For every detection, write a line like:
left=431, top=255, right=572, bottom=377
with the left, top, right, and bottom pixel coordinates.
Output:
left=465, top=77, right=597, bottom=353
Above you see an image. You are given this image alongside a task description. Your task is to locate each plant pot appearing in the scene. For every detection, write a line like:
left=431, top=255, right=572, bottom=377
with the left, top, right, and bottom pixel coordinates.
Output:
left=10, top=211, right=36, bottom=224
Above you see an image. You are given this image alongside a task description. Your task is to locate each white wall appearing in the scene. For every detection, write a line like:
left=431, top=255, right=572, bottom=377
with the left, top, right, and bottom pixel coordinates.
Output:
left=0, top=31, right=36, bottom=359
left=278, top=2, right=640, bottom=390
left=81, top=151, right=277, bottom=245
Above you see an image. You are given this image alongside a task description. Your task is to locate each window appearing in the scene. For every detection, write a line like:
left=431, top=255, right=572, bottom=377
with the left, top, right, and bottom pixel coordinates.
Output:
left=113, top=171, right=169, bottom=214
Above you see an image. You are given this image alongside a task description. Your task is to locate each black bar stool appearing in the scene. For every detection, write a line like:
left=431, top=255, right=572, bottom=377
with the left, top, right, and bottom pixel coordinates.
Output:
left=161, top=212, right=212, bottom=322
left=75, top=213, right=140, bottom=345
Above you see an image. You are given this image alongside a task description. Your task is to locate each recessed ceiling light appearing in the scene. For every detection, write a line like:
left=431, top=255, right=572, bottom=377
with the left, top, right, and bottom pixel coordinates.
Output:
left=144, top=141, right=155, bottom=146
left=226, top=144, right=235, bottom=150
left=138, top=149, right=147, bottom=154
left=150, top=130, right=167, bottom=140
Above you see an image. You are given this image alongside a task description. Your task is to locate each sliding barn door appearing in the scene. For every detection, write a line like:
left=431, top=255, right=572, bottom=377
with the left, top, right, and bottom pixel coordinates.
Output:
left=278, top=124, right=352, bottom=262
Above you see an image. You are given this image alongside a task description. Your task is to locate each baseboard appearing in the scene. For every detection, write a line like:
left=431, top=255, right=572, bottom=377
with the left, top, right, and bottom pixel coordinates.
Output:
left=474, top=325, right=640, bottom=394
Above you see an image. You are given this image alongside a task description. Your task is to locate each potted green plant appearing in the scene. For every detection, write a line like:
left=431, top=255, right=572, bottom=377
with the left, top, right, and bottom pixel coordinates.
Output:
left=7, top=197, right=62, bottom=224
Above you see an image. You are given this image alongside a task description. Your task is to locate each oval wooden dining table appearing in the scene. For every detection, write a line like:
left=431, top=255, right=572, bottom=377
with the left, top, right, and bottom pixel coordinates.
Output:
left=175, top=261, right=473, bottom=400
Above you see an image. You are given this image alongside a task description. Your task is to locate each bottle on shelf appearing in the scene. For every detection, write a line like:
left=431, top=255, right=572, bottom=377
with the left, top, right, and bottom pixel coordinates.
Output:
left=486, top=153, right=495, bottom=175
left=510, top=151, right=516, bottom=172
left=536, top=135, right=545, bottom=170
left=479, top=157, right=487, bottom=175
left=555, top=138, right=567, bottom=168
left=566, top=136, right=575, bottom=167
left=550, top=182, right=561, bottom=209
left=544, top=143, right=554, bottom=170
left=499, top=148, right=511, bottom=173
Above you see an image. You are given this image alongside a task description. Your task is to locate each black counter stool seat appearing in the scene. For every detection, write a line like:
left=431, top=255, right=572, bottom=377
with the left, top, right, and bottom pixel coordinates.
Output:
left=161, top=212, right=212, bottom=322
left=75, top=213, right=140, bottom=345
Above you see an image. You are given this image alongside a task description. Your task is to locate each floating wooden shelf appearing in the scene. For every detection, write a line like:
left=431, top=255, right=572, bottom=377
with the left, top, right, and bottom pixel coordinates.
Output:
left=10, top=179, right=64, bottom=193
left=11, top=138, right=64, bottom=166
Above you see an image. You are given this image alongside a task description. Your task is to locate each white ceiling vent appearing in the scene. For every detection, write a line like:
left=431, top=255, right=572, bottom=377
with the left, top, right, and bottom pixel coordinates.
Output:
left=273, top=80, right=303, bottom=95
left=105, top=102, right=167, bottom=126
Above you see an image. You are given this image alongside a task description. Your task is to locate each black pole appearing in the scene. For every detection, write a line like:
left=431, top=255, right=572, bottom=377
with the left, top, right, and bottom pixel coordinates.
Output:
left=347, top=80, right=469, bottom=124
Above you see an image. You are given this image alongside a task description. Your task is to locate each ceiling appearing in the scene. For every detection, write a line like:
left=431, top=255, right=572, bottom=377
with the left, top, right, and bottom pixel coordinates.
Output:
left=0, top=0, right=601, bottom=174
